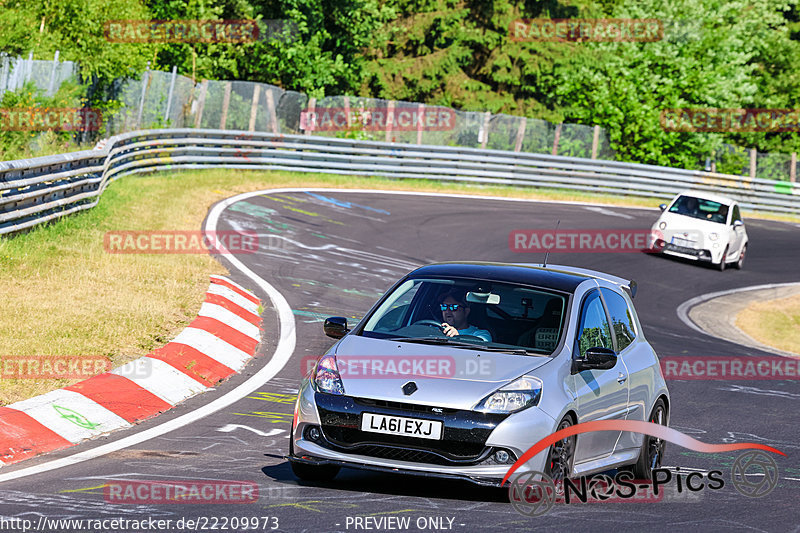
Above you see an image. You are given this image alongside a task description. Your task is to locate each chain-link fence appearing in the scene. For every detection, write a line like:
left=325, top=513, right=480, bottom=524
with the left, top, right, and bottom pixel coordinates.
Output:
left=3, top=61, right=796, bottom=182
left=0, top=52, right=78, bottom=99
left=103, top=69, right=622, bottom=163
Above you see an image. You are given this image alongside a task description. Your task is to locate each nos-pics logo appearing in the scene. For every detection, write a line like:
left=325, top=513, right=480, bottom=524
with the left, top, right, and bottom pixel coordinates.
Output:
left=503, top=420, right=782, bottom=517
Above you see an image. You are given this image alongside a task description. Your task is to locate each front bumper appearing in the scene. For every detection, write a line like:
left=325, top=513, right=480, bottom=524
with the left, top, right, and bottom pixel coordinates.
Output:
left=290, top=380, right=557, bottom=484
left=653, top=239, right=718, bottom=263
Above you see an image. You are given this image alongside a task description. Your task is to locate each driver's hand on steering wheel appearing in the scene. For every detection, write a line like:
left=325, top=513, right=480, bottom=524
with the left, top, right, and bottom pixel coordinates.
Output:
left=441, top=322, right=458, bottom=337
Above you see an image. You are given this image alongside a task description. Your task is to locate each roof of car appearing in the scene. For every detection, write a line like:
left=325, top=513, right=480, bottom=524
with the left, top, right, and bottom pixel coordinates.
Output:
left=407, top=262, right=600, bottom=293
left=673, top=190, right=737, bottom=206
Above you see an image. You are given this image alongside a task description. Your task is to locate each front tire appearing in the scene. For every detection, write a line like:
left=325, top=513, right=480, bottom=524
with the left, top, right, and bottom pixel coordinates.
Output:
left=734, top=244, right=747, bottom=270
left=544, top=416, right=576, bottom=493
left=632, top=399, right=668, bottom=479
left=717, top=246, right=728, bottom=271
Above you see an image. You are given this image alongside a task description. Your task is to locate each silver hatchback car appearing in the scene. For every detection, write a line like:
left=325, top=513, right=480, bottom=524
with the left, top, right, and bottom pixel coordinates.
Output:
left=289, top=262, right=670, bottom=487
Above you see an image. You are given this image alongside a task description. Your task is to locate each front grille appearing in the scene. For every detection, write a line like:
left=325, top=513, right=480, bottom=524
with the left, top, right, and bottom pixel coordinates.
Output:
left=665, top=243, right=702, bottom=256
left=354, top=397, right=458, bottom=414
left=321, top=425, right=487, bottom=458
left=317, top=441, right=494, bottom=466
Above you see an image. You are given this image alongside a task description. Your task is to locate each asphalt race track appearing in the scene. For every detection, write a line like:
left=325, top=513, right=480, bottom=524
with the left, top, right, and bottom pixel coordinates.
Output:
left=1, top=189, right=798, bottom=533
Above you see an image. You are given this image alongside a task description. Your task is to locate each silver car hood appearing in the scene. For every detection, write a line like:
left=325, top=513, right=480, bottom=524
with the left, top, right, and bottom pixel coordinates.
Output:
left=332, top=335, right=553, bottom=410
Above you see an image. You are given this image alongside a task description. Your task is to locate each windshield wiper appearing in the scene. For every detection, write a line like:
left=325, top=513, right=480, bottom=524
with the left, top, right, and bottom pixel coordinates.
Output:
left=386, top=336, right=477, bottom=347
left=387, top=336, right=537, bottom=355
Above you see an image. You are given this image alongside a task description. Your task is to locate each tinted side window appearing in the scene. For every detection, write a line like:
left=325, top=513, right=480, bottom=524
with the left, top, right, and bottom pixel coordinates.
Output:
left=601, top=288, right=637, bottom=352
left=576, top=291, right=613, bottom=358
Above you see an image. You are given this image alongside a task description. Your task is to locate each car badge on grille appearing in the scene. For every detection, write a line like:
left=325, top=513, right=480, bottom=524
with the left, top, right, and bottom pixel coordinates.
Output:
left=431, top=407, right=443, bottom=413
left=402, top=381, right=418, bottom=395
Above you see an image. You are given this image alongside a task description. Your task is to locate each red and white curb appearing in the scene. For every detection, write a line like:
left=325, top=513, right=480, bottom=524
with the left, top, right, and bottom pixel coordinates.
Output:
left=0, top=275, right=262, bottom=466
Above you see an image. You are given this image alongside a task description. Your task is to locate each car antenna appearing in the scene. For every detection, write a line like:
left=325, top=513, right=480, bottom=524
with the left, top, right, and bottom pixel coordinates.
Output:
left=543, top=220, right=560, bottom=268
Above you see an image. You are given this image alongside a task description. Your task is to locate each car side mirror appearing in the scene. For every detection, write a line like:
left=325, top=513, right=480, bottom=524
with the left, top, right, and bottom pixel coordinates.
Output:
left=733, top=220, right=744, bottom=228
left=574, top=347, right=617, bottom=372
left=659, top=204, right=667, bottom=212
left=324, top=317, right=349, bottom=339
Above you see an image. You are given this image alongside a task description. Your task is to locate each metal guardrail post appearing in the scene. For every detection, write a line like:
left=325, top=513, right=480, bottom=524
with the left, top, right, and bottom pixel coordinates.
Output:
left=47, top=50, right=60, bottom=97
left=136, top=66, right=150, bottom=129
left=165, top=66, right=177, bottom=125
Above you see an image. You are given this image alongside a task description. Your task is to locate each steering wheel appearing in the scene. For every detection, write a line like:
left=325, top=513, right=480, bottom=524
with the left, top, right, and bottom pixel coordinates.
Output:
left=412, top=319, right=444, bottom=329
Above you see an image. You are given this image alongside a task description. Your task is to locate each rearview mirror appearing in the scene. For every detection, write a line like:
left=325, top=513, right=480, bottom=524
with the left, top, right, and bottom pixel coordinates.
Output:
left=324, top=317, right=349, bottom=339
left=733, top=219, right=744, bottom=228
left=573, top=347, right=617, bottom=372
left=659, top=204, right=667, bottom=212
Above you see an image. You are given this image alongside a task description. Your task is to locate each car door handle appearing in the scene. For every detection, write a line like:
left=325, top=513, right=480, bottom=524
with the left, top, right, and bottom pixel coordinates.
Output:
left=617, top=372, right=628, bottom=384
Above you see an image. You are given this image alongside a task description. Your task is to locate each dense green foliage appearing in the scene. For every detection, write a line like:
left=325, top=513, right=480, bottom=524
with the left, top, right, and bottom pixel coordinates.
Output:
left=1, top=0, right=799, bottom=169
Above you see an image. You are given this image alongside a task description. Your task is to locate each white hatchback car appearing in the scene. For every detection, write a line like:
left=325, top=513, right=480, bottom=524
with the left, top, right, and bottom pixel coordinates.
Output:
left=651, top=191, right=748, bottom=271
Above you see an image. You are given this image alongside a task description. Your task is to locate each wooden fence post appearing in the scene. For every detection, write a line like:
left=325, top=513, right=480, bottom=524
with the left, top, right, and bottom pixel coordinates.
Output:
left=248, top=85, right=261, bottom=132
left=514, top=118, right=526, bottom=152
left=591, top=125, right=600, bottom=159
left=552, top=123, right=562, bottom=156
left=220, top=81, right=232, bottom=129
left=193, top=80, right=208, bottom=129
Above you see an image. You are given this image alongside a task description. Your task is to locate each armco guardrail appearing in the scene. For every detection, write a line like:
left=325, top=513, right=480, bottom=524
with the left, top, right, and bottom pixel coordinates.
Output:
left=1, top=128, right=799, bottom=235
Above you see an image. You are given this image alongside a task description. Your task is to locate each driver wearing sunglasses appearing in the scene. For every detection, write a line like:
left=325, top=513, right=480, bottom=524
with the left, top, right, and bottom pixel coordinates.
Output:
left=439, top=291, right=492, bottom=342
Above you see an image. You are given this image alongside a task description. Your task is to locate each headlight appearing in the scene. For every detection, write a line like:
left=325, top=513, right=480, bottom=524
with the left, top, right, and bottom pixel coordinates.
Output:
left=708, top=232, right=719, bottom=241
left=475, top=376, right=542, bottom=414
left=658, top=221, right=667, bottom=230
left=313, top=354, right=345, bottom=395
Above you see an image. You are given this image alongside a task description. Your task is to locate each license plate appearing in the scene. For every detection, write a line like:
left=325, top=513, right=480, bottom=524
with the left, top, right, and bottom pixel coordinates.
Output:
left=361, top=413, right=443, bottom=440
left=671, top=236, right=695, bottom=248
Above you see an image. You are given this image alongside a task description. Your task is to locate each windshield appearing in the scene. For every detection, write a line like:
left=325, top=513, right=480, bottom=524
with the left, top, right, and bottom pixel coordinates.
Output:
left=360, top=276, right=568, bottom=355
left=668, top=195, right=729, bottom=224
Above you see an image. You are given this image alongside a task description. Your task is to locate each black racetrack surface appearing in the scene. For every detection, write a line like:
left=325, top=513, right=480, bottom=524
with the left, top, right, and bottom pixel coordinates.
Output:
left=1, top=190, right=798, bottom=533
